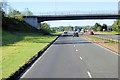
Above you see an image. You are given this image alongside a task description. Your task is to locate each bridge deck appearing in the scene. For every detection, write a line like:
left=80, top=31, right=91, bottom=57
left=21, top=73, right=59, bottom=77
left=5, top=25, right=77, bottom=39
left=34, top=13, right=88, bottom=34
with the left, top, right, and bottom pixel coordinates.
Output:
left=23, top=14, right=120, bottom=22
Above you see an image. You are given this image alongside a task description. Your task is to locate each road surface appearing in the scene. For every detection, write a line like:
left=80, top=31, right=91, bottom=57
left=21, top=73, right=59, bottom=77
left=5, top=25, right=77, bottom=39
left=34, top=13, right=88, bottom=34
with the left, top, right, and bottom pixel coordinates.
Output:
left=85, top=32, right=120, bottom=42
left=21, top=35, right=118, bottom=78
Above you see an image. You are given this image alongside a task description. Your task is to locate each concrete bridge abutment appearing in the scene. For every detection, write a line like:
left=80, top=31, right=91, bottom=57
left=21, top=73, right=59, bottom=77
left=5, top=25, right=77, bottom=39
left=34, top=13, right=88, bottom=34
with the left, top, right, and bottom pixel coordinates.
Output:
left=23, top=17, right=41, bottom=30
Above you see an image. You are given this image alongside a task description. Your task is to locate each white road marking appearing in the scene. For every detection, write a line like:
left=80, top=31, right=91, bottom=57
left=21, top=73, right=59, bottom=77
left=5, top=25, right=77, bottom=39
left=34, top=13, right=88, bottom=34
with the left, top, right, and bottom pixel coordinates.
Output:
left=74, top=45, right=75, bottom=47
left=80, top=57, right=82, bottom=60
left=76, top=49, right=78, bottom=52
left=21, top=37, right=59, bottom=78
left=93, top=43, right=119, bottom=56
left=81, top=37, right=119, bottom=56
left=87, top=71, right=92, bottom=78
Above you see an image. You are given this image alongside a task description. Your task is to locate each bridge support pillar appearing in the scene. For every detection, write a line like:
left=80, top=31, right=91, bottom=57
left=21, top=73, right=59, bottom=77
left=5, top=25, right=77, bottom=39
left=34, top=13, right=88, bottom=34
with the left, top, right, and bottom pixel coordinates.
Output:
left=23, top=17, right=41, bottom=30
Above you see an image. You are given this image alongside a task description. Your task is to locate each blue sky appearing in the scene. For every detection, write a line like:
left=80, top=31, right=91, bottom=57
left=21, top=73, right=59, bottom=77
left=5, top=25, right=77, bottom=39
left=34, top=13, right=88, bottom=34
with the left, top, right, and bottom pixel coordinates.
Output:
left=7, top=1, right=118, bottom=27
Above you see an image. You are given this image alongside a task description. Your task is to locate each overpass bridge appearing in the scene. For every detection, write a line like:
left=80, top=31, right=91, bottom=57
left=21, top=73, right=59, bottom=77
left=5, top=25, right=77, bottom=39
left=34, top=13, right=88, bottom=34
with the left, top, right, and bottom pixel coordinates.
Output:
left=23, top=14, right=120, bottom=29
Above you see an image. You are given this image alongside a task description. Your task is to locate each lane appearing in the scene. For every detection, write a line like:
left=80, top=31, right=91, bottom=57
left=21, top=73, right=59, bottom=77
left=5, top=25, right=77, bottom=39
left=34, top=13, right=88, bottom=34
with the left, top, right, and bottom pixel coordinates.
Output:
left=21, top=35, right=118, bottom=78
left=73, top=36, right=118, bottom=78
left=21, top=36, right=89, bottom=78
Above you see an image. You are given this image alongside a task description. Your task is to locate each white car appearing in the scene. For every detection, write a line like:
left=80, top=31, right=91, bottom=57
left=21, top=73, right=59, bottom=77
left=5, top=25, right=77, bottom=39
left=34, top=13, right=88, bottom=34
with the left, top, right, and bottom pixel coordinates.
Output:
left=63, top=31, right=68, bottom=36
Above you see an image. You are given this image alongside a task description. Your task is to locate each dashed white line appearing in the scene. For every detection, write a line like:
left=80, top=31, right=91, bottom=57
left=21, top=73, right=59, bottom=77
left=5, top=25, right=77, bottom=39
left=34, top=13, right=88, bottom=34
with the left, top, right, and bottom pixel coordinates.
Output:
left=80, top=57, right=83, bottom=60
left=87, top=71, right=92, bottom=78
left=76, top=49, right=78, bottom=52
left=74, top=45, right=75, bottom=47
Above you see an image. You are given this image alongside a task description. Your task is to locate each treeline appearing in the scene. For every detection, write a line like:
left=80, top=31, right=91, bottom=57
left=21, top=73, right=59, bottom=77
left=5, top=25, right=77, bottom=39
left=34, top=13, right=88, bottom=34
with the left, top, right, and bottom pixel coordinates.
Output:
left=50, top=20, right=120, bottom=32
left=50, top=26, right=86, bottom=32
left=93, top=20, right=120, bottom=32
left=2, top=1, right=33, bottom=20
left=93, top=23, right=107, bottom=31
left=112, top=20, right=120, bottom=32
left=3, top=7, right=33, bottom=21
left=8, top=8, right=33, bottom=20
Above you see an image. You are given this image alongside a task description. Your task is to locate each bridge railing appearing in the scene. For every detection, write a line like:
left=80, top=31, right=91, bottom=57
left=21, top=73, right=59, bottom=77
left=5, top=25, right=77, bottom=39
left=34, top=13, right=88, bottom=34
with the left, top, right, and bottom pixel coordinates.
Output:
left=37, top=10, right=118, bottom=16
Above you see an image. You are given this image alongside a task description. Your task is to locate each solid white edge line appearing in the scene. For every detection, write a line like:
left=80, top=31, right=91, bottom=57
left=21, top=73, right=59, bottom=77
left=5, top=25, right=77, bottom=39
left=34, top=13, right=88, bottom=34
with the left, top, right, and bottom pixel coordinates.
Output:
left=87, top=71, right=92, bottom=78
left=81, top=37, right=119, bottom=56
left=21, top=37, right=59, bottom=78
left=93, top=43, right=119, bottom=56
left=80, top=57, right=82, bottom=60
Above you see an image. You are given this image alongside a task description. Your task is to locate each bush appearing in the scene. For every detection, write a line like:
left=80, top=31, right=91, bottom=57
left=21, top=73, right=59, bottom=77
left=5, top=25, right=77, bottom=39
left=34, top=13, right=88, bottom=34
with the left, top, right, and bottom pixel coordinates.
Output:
left=15, top=15, right=23, bottom=21
left=39, top=28, right=51, bottom=35
left=2, top=16, right=55, bottom=35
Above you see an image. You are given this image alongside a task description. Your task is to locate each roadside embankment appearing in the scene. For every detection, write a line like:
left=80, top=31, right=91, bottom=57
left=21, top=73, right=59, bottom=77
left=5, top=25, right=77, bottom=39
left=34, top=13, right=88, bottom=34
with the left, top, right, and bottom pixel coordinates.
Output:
left=2, top=16, right=61, bottom=79
left=2, top=31, right=60, bottom=79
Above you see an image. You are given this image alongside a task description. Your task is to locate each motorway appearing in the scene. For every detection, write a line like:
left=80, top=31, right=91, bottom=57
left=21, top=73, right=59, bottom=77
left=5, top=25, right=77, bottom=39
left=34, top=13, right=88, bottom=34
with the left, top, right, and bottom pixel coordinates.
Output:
left=21, top=33, right=118, bottom=78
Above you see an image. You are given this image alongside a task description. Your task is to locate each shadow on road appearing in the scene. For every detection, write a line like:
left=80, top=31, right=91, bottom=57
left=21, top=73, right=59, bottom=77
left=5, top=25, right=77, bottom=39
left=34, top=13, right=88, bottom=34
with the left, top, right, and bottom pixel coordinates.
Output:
left=54, top=41, right=92, bottom=45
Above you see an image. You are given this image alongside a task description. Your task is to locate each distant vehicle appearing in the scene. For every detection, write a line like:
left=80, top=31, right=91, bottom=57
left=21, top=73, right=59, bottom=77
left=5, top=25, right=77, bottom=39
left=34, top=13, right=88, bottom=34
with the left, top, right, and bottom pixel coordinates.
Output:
left=81, top=29, right=85, bottom=34
left=73, top=32, right=79, bottom=37
left=89, top=31, right=94, bottom=35
left=63, top=31, right=68, bottom=36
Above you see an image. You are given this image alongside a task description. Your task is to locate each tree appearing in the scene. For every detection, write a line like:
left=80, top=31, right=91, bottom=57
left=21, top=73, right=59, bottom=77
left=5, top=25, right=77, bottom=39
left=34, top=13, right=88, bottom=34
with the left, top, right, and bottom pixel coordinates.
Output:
left=8, top=7, right=13, bottom=16
left=108, top=27, right=112, bottom=31
left=75, top=26, right=79, bottom=31
left=82, top=27, right=87, bottom=30
left=102, top=24, right=107, bottom=31
left=50, top=27, right=56, bottom=32
left=13, top=10, right=21, bottom=16
left=8, top=7, right=21, bottom=16
left=112, top=20, right=118, bottom=31
left=117, top=20, right=120, bottom=32
left=93, top=23, right=101, bottom=31
left=97, top=26, right=101, bottom=31
left=41, top=23, right=50, bottom=29
left=1, top=0, right=8, bottom=15
left=59, top=26, right=64, bottom=31
left=64, top=27, right=69, bottom=31
left=68, top=26, right=72, bottom=31
left=22, top=8, right=33, bottom=16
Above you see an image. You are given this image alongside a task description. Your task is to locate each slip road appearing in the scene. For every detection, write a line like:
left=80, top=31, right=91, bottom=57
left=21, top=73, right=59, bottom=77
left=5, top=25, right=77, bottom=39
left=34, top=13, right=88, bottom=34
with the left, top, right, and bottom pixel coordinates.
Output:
left=21, top=35, right=118, bottom=78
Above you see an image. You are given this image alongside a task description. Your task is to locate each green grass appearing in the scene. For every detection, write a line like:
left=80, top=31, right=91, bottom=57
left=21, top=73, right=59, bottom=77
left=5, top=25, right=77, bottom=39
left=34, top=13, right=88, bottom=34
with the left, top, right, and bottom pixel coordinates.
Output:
left=1, top=16, right=59, bottom=78
left=51, top=32, right=62, bottom=36
left=2, top=31, right=58, bottom=78
left=98, top=31, right=120, bottom=35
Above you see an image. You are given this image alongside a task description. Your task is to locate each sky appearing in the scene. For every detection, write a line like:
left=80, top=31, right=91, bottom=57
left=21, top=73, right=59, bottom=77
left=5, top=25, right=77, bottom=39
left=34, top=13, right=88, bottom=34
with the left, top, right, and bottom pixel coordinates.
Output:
left=5, top=0, right=120, bottom=2
left=4, top=0, right=119, bottom=27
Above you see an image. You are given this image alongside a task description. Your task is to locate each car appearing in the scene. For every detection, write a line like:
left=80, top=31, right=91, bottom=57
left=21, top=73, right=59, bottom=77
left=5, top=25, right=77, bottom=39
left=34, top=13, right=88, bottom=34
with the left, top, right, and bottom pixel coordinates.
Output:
left=73, top=32, right=79, bottom=37
left=89, top=31, right=94, bottom=35
left=63, top=31, right=68, bottom=36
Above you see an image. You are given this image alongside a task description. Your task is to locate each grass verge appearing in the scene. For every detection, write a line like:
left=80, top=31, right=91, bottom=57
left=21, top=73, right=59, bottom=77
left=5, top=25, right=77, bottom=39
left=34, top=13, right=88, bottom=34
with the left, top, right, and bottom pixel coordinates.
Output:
left=51, top=32, right=62, bottom=36
left=2, top=31, right=58, bottom=78
left=96, top=31, right=120, bottom=35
